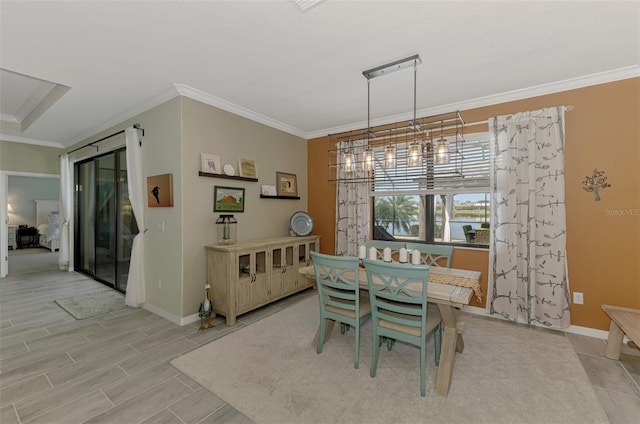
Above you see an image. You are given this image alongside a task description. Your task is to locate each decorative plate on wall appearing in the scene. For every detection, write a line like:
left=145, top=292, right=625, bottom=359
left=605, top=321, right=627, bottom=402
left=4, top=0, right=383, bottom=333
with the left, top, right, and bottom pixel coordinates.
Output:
left=223, top=163, right=236, bottom=176
left=290, top=211, right=314, bottom=236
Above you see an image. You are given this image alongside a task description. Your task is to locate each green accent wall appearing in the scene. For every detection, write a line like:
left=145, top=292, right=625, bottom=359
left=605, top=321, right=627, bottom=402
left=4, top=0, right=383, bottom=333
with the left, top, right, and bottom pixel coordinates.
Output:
left=0, top=141, right=63, bottom=174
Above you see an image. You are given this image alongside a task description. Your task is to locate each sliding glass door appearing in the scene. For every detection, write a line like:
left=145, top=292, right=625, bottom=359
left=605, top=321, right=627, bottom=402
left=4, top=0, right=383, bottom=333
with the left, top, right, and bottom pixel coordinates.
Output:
left=75, top=148, right=137, bottom=292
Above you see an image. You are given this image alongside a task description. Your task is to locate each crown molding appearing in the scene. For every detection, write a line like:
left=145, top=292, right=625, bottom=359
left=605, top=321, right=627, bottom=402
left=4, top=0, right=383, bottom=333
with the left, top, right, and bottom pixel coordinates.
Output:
left=174, top=84, right=307, bottom=139
left=67, top=86, right=180, bottom=146
left=307, top=65, right=640, bottom=139
left=0, top=114, right=20, bottom=123
left=0, top=133, right=64, bottom=148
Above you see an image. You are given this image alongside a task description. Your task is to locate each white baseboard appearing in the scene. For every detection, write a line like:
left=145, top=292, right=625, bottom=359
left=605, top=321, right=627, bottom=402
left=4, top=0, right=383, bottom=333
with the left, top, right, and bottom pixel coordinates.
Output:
left=463, top=305, right=610, bottom=340
left=142, top=302, right=201, bottom=326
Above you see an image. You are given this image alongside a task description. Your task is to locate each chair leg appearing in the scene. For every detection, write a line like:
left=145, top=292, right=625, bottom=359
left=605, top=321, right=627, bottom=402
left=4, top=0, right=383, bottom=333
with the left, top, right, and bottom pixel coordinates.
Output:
left=341, top=322, right=351, bottom=334
left=370, top=331, right=380, bottom=378
left=434, top=324, right=442, bottom=366
left=317, top=317, right=326, bottom=354
left=354, top=322, right=360, bottom=369
left=386, top=338, right=395, bottom=351
left=420, top=343, right=426, bottom=397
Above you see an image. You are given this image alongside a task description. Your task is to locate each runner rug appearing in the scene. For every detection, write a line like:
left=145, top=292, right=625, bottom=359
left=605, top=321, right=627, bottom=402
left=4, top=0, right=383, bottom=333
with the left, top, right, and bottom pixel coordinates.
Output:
left=55, top=290, right=126, bottom=320
left=171, top=296, right=608, bottom=424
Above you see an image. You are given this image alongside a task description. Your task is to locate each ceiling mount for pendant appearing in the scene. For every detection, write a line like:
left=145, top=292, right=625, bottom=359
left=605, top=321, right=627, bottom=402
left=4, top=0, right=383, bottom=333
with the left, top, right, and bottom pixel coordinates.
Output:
left=362, top=54, right=422, bottom=80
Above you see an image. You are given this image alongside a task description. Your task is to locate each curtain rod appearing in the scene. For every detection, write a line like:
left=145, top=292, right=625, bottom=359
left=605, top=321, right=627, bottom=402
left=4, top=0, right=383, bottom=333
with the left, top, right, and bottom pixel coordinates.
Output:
left=65, top=123, right=144, bottom=155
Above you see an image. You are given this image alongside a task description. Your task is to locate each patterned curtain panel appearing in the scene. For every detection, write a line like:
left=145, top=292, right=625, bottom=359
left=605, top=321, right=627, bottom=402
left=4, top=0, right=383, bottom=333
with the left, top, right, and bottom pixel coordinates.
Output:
left=488, top=107, right=570, bottom=328
left=335, top=140, right=370, bottom=256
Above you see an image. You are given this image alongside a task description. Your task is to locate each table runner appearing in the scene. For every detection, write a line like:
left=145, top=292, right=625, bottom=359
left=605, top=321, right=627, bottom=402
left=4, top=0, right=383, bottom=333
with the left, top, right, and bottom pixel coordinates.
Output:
left=428, top=268, right=482, bottom=302
left=357, top=263, right=482, bottom=302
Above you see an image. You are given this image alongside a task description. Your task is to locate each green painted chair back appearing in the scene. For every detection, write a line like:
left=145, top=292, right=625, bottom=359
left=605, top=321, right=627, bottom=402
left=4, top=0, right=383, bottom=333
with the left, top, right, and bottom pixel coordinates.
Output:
left=310, top=251, right=371, bottom=369
left=365, top=240, right=406, bottom=261
left=405, top=243, right=454, bottom=267
left=363, top=258, right=442, bottom=397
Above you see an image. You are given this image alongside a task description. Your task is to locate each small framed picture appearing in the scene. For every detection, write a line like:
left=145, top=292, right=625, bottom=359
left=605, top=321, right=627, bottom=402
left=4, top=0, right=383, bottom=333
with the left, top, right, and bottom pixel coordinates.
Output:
left=201, top=153, right=221, bottom=174
left=261, top=184, right=277, bottom=196
left=214, top=186, right=245, bottom=213
left=276, top=172, right=298, bottom=197
left=147, top=174, right=174, bottom=207
left=238, top=158, right=258, bottom=179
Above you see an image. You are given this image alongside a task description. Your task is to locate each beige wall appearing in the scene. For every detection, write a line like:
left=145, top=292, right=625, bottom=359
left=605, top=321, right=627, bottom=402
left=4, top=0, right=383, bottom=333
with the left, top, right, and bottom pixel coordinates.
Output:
left=65, top=97, right=184, bottom=318
left=180, top=97, right=307, bottom=319
left=308, top=77, right=640, bottom=331
left=64, top=95, right=307, bottom=321
left=0, top=141, right=63, bottom=174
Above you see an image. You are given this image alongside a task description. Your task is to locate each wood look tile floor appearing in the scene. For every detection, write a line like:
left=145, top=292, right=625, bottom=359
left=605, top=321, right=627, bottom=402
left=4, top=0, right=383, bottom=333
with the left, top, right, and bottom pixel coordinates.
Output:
left=1, top=268, right=639, bottom=424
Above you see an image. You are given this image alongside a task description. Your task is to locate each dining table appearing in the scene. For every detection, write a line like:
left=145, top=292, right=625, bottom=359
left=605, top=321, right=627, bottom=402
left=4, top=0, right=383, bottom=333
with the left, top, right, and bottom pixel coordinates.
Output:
left=298, top=263, right=481, bottom=397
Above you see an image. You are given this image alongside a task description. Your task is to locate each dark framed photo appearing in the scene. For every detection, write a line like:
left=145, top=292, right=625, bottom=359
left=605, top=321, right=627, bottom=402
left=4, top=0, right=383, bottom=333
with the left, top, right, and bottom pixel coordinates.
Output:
left=214, top=186, right=245, bottom=212
left=147, top=173, right=174, bottom=207
left=276, top=172, right=298, bottom=197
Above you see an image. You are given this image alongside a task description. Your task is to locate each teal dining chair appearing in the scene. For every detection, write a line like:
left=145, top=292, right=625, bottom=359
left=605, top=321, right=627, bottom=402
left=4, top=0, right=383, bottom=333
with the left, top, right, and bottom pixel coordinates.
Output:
left=363, top=258, right=442, bottom=397
left=310, top=251, right=371, bottom=369
left=365, top=240, right=406, bottom=261
left=405, top=243, right=454, bottom=268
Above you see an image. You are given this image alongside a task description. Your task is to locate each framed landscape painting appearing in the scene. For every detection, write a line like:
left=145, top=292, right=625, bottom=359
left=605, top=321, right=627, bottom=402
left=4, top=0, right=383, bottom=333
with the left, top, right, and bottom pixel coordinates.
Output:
left=214, top=186, right=245, bottom=212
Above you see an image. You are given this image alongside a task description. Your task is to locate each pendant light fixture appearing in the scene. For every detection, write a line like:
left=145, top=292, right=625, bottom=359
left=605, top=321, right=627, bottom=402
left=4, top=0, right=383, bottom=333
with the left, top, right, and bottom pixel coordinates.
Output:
left=342, top=139, right=355, bottom=174
left=384, top=144, right=396, bottom=168
left=362, top=78, right=374, bottom=171
left=363, top=54, right=421, bottom=171
left=435, top=119, right=450, bottom=164
left=408, top=141, right=422, bottom=167
left=407, top=59, right=423, bottom=168
left=362, top=148, right=374, bottom=171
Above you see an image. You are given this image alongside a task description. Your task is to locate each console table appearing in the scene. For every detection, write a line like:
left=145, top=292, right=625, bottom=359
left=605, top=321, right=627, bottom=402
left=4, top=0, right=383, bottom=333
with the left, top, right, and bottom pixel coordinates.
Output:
left=17, top=227, right=39, bottom=248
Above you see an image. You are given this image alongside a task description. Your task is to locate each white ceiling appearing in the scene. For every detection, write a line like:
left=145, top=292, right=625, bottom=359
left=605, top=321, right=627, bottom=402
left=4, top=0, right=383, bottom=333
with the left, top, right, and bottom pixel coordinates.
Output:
left=1, top=1, right=638, bottom=148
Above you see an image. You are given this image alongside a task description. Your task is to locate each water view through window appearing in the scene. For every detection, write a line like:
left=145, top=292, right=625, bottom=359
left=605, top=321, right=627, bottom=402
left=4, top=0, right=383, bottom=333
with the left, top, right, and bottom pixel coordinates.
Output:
left=373, top=193, right=490, bottom=244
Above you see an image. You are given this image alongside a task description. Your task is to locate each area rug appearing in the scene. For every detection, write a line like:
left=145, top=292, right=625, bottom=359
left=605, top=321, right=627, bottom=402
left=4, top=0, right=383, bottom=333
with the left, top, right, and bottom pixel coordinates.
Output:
left=171, top=296, right=609, bottom=424
left=55, top=290, right=126, bottom=319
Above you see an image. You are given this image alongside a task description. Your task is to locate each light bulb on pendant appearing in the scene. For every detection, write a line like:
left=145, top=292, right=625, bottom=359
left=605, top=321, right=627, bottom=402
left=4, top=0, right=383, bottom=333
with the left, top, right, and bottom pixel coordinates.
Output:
left=384, top=145, right=396, bottom=168
left=342, top=151, right=355, bottom=173
left=435, top=138, right=450, bottom=164
left=362, top=148, right=374, bottom=171
left=408, top=142, right=422, bottom=167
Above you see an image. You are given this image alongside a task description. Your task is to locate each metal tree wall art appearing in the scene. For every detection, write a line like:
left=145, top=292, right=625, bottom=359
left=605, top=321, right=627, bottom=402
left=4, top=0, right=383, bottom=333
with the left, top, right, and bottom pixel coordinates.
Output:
left=582, top=168, right=611, bottom=201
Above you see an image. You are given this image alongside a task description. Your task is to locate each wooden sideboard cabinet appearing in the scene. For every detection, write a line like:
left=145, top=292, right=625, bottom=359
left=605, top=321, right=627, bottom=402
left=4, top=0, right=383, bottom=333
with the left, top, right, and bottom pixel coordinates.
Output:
left=206, top=235, right=320, bottom=325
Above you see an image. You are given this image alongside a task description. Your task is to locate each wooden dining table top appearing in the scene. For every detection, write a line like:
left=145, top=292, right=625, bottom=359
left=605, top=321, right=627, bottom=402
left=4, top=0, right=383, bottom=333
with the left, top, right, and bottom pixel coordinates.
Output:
left=298, top=264, right=480, bottom=307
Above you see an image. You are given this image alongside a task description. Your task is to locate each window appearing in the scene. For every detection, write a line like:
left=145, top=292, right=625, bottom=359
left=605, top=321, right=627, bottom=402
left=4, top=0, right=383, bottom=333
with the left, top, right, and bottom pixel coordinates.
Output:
left=371, top=133, right=490, bottom=246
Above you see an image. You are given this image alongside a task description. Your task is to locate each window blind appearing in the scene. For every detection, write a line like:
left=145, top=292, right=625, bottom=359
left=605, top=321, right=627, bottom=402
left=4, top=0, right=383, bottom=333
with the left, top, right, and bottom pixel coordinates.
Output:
left=371, top=133, right=489, bottom=196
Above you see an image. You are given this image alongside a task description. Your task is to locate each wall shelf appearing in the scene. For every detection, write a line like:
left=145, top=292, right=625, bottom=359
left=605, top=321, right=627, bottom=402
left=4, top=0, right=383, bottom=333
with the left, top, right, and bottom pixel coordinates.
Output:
left=199, top=171, right=258, bottom=182
left=260, top=195, right=300, bottom=200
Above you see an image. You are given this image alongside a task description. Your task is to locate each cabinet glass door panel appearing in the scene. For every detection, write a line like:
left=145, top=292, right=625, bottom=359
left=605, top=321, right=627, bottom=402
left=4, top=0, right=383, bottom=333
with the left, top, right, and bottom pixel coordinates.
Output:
left=238, top=253, right=251, bottom=279
left=271, top=248, right=282, bottom=271
left=253, top=249, right=269, bottom=305
left=298, top=244, right=306, bottom=266
left=285, top=246, right=294, bottom=267
left=255, top=250, right=266, bottom=275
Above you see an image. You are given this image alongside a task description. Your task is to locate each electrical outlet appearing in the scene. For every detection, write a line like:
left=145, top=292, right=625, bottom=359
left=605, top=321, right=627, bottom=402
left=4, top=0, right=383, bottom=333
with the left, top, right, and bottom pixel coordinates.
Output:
left=158, top=279, right=162, bottom=289
left=573, top=292, right=584, bottom=304
left=156, top=221, right=165, bottom=232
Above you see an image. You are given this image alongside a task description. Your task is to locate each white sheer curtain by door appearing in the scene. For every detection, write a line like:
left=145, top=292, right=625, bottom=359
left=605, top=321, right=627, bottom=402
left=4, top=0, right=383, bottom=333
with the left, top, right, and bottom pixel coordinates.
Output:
left=125, top=126, right=146, bottom=307
left=488, top=106, right=570, bottom=328
left=58, top=154, right=72, bottom=270
left=335, top=140, right=370, bottom=256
